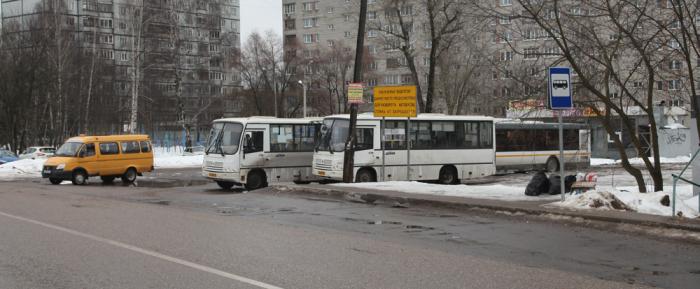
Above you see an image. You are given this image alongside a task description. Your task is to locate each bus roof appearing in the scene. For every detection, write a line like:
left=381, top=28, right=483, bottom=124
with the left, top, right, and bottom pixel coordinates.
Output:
left=66, top=135, right=151, bottom=143
left=212, top=116, right=323, bottom=125
left=323, top=113, right=494, bottom=121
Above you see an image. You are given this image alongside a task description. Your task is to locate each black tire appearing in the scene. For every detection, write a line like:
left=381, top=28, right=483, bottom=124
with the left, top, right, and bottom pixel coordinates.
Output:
left=121, top=168, right=137, bottom=184
left=216, top=181, right=235, bottom=190
left=49, top=178, right=62, bottom=185
left=244, top=171, right=267, bottom=190
left=101, top=176, right=116, bottom=184
left=438, top=166, right=459, bottom=185
left=355, top=168, right=376, bottom=183
left=546, top=157, right=560, bottom=172
left=72, top=170, right=88, bottom=185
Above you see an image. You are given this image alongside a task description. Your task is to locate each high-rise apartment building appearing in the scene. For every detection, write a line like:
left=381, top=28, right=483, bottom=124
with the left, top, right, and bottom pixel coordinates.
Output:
left=1, top=0, right=241, bottom=140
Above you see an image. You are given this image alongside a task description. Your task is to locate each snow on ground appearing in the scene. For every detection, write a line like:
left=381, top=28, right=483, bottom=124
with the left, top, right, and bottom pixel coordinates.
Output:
left=153, top=147, right=203, bottom=169
left=591, top=155, right=691, bottom=166
left=0, top=158, right=46, bottom=180
left=551, top=185, right=699, bottom=218
left=332, top=181, right=561, bottom=202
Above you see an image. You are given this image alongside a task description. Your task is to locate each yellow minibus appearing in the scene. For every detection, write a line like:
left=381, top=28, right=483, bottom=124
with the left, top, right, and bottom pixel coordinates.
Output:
left=42, top=135, right=154, bottom=185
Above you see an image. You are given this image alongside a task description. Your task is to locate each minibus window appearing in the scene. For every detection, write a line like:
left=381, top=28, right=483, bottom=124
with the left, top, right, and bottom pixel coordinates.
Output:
left=121, top=141, right=140, bottom=154
left=99, top=142, right=120, bottom=155
left=140, top=141, right=151, bottom=153
left=83, top=143, right=96, bottom=157
left=220, top=123, right=243, bottom=155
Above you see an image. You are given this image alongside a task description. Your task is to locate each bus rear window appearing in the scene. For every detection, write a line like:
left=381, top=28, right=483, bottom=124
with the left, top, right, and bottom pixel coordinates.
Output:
left=140, top=141, right=152, bottom=153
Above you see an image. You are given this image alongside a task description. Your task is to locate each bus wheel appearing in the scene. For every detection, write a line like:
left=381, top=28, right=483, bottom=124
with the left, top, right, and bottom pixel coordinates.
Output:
left=121, top=168, right=137, bottom=184
left=546, top=157, right=560, bottom=172
left=72, top=170, right=88, bottom=185
left=245, top=171, right=267, bottom=190
left=355, top=168, right=376, bottom=183
left=438, top=166, right=458, bottom=185
left=217, top=181, right=235, bottom=190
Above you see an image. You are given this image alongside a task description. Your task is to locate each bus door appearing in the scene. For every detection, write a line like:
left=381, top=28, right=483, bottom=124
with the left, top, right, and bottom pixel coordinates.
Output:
left=241, top=127, right=266, bottom=169
left=354, top=126, right=376, bottom=166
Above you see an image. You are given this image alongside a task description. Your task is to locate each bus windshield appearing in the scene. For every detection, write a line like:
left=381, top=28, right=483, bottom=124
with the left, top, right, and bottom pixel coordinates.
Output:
left=206, top=123, right=224, bottom=154
left=55, top=142, right=83, bottom=157
left=206, top=122, right=243, bottom=155
left=317, top=119, right=349, bottom=153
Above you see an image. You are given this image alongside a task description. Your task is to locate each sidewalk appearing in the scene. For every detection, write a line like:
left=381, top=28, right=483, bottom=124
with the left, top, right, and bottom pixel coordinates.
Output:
left=269, top=183, right=700, bottom=233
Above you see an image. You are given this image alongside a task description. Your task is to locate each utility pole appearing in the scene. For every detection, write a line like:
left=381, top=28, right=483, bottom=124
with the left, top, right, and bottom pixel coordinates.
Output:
left=342, top=0, right=368, bottom=183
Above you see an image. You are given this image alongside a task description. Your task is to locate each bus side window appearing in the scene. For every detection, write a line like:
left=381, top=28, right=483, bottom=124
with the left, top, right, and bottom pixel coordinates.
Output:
left=81, top=143, right=96, bottom=157
left=244, top=131, right=264, bottom=153
left=355, top=128, right=374, bottom=151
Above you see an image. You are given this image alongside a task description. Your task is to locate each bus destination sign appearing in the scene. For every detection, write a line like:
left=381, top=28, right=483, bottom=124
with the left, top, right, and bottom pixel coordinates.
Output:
left=373, top=86, right=417, bottom=117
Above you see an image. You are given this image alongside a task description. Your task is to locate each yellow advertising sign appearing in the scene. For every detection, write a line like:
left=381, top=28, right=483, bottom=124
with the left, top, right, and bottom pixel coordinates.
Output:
left=373, top=86, right=417, bottom=117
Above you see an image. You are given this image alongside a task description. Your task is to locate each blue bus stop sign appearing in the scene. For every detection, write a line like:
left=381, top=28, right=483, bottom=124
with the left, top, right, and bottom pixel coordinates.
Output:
left=548, top=67, right=573, bottom=110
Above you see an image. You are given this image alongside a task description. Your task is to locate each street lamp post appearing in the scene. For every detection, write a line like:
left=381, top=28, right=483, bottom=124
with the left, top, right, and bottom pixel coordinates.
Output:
left=298, top=80, right=307, bottom=118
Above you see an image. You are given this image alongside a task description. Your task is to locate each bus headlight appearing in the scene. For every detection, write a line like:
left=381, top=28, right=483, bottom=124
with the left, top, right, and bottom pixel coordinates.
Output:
left=56, top=164, right=66, bottom=170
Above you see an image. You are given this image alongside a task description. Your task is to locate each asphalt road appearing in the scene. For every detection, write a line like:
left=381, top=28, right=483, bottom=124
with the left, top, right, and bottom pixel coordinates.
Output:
left=0, top=178, right=698, bottom=288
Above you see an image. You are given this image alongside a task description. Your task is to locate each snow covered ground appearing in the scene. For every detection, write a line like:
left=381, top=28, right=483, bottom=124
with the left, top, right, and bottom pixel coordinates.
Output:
left=332, top=180, right=699, bottom=218
left=0, top=147, right=204, bottom=180
left=551, top=185, right=699, bottom=218
left=591, top=156, right=691, bottom=166
left=332, top=181, right=561, bottom=202
left=153, top=147, right=203, bottom=169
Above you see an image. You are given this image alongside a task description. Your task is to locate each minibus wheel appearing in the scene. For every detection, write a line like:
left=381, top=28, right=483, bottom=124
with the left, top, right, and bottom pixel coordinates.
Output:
left=121, top=168, right=137, bottom=183
left=72, top=170, right=88, bottom=185
left=49, top=178, right=62, bottom=185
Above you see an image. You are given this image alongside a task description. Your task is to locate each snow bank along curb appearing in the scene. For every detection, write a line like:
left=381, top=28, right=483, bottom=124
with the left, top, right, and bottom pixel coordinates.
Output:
left=269, top=184, right=700, bottom=233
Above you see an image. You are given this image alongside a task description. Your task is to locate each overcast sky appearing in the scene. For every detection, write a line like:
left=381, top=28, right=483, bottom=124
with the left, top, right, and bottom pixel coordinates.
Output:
left=240, top=0, right=283, bottom=43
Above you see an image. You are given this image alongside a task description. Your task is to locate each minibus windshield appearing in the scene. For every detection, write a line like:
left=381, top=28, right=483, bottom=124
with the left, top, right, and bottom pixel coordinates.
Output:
left=55, top=142, right=83, bottom=157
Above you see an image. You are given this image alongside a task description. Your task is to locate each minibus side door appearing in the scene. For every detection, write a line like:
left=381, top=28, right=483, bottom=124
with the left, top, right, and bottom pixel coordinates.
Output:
left=78, top=143, right=99, bottom=175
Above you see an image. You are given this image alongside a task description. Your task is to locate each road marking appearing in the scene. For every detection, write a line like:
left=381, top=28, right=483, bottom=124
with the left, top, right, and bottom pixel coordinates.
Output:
left=0, top=210, right=284, bottom=289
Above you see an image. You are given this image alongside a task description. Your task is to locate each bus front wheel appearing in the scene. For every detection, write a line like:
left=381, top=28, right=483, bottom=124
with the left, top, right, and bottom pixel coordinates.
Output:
left=245, top=171, right=267, bottom=190
left=546, top=157, right=560, bottom=172
left=355, top=168, right=376, bottom=183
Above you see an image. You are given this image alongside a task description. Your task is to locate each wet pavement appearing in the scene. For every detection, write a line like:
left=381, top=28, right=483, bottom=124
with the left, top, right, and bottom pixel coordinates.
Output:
left=2, top=178, right=698, bottom=288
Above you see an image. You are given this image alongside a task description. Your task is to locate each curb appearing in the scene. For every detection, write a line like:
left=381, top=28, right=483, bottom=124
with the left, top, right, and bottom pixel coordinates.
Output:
left=270, top=185, right=700, bottom=233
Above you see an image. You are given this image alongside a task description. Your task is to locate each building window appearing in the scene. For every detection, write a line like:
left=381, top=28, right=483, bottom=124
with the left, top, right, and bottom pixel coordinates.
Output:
left=285, top=20, right=296, bottom=30
left=284, top=3, right=296, bottom=15
left=656, top=80, right=664, bottom=90
left=302, top=2, right=317, bottom=12
left=670, top=60, right=682, bottom=70
left=524, top=48, right=538, bottom=59
left=328, top=24, right=334, bottom=30
left=303, top=34, right=313, bottom=43
left=500, top=0, right=512, bottom=6
left=668, top=79, right=681, bottom=90
left=500, top=51, right=513, bottom=61
left=327, top=7, right=334, bottom=13
left=499, top=16, right=511, bottom=25
left=368, top=30, right=377, bottom=38
left=368, top=11, right=377, bottom=20
left=303, top=18, right=317, bottom=28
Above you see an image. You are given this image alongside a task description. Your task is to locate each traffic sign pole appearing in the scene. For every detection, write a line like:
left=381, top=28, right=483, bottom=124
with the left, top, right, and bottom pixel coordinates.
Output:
left=548, top=67, right=573, bottom=201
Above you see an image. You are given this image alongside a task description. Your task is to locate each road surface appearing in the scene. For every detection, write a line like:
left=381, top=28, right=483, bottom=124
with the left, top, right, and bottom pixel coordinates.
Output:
left=0, top=178, right=698, bottom=288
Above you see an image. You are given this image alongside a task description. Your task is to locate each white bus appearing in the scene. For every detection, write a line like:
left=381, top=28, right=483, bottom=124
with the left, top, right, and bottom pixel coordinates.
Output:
left=312, top=113, right=496, bottom=184
left=202, top=117, right=322, bottom=190
left=495, top=120, right=591, bottom=172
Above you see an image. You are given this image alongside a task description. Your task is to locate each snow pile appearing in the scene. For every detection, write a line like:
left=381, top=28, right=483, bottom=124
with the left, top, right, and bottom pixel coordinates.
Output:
left=0, top=159, right=46, bottom=180
left=552, top=186, right=699, bottom=218
left=332, top=181, right=560, bottom=201
left=153, top=147, right=204, bottom=169
left=591, top=156, right=691, bottom=166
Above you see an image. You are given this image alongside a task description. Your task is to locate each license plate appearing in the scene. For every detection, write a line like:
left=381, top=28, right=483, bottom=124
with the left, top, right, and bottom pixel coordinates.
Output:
left=43, top=169, right=51, bottom=174
left=318, top=170, right=325, bottom=176
left=208, top=173, right=217, bottom=177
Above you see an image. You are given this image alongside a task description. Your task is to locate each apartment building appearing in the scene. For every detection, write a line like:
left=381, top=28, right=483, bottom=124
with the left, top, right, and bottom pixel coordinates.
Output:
left=282, top=0, right=695, bottom=119
left=1, top=0, right=241, bottom=139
